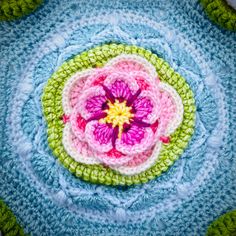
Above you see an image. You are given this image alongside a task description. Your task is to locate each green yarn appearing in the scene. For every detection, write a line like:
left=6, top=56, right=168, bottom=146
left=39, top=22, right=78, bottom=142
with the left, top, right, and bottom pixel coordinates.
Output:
left=0, top=0, right=43, bottom=21
left=0, top=199, right=25, bottom=236
left=42, top=43, right=196, bottom=186
left=200, top=0, right=236, bottom=31
left=206, top=210, right=236, bottom=236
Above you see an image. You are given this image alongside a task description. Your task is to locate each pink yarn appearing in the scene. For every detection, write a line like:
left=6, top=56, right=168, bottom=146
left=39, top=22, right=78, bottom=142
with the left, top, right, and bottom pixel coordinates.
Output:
left=62, top=55, right=180, bottom=171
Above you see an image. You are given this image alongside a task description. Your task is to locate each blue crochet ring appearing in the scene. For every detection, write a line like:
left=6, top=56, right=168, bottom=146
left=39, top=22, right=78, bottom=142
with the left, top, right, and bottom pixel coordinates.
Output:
left=0, top=0, right=235, bottom=235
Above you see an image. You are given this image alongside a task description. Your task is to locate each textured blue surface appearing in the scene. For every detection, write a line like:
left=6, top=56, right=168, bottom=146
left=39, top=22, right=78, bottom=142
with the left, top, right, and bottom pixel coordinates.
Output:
left=0, top=0, right=235, bottom=235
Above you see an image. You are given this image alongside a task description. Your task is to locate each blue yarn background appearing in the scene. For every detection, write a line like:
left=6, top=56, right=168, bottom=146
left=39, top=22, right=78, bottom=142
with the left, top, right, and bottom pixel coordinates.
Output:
left=0, top=0, right=235, bottom=235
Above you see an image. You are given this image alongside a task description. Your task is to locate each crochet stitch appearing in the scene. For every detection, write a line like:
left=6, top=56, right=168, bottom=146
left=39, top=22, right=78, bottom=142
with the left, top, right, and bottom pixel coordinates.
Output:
left=206, top=210, right=236, bottom=235
left=0, top=0, right=43, bottom=21
left=200, top=0, right=236, bottom=31
left=0, top=200, right=25, bottom=236
left=0, top=0, right=235, bottom=235
left=42, top=44, right=195, bottom=185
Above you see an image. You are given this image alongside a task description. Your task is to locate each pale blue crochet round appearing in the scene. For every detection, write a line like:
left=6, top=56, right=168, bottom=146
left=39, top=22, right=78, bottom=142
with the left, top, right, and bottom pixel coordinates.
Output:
left=0, top=0, right=235, bottom=235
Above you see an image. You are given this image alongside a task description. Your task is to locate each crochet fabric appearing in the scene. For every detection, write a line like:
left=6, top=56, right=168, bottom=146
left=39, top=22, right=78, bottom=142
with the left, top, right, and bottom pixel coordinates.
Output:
left=0, top=0, right=235, bottom=235
left=0, top=0, right=43, bottom=21
left=0, top=200, right=24, bottom=236
left=200, top=0, right=236, bottom=30
left=206, top=210, right=236, bottom=235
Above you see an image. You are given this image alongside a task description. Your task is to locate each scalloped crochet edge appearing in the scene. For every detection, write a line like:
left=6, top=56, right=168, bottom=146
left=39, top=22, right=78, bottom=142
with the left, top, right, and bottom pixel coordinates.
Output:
left=206, top=210, right=236, bottom=235
left=0, top=199, right=25, bottom=236
left=200, top=0, right=236, bottom=31
left=0, top=0, right=43, bottom=21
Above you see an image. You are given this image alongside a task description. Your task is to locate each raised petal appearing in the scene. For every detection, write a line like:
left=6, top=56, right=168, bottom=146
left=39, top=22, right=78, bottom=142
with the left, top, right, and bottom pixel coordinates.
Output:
left=112, top=142, right=162, bottom=175
left=62, top=69, right=96, bottom=114
left=103, top=72, right=140, bottom=100
left=85, top=121, right=113, bottom=153
left=109, top=80, right=133, bottom=101
left=106, top=54, right=158, bottom=80
left=132, top=90, right=160, bottom=123
left=131, top=70, right=159, bottom=92
left=63, top=124, right=100, bottom=165
left=115, top=125, right=154, bottom=155
left=76, top=86, right=107, bottom=120
left=86, top=95, right=108, bottom=114
left=158, top=82, right=184, bottom=136
left=83, top=67, right=112, bottom=90
left=96, top=148, right=133, bottom=166
left=70, top=109, right=87, bottom=140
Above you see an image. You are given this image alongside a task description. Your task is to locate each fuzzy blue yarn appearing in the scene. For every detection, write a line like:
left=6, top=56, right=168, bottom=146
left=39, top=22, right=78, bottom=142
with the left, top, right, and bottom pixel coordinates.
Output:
left=0, top=0, right=235, bottom=235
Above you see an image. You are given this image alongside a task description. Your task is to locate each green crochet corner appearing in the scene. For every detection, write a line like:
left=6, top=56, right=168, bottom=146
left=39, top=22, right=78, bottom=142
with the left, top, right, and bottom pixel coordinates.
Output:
left=0, top=0, right=43, bottom=21
left=200, top=0, right=236, bottom=31
left=0, top=200, right=26, bottom=236
left=206, top=210, right=236, bottom=236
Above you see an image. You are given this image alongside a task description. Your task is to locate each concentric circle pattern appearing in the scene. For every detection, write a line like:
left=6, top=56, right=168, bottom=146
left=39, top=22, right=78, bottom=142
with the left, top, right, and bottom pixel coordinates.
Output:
left=0, top=0, right=235, bottom=235
left=42, top=44, right=195, bottom=186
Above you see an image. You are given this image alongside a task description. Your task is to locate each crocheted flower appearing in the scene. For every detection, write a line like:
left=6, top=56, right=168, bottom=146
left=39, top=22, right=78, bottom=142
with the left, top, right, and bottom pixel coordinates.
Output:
left=61, top=54, right=183, bottom=175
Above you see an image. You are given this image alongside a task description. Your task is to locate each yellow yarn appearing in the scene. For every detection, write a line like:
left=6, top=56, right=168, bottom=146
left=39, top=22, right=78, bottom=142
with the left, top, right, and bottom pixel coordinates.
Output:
left=100, top=99, right=133, bottom=138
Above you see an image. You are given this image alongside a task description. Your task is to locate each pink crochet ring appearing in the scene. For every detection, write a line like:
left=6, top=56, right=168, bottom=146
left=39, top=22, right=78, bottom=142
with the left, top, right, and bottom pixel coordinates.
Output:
left=62, top=54, right=183, bottom=175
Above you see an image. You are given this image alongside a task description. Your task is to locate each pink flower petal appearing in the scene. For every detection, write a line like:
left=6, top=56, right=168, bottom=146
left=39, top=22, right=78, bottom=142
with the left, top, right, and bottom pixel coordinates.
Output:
left=157, top=89, right=177, bottom=134
left=110, top=80, right=132, bottom=101
left=96, top=148, right=133, bottom=166
left=104, top=72, right=140, bottom=99
left=62, top=70, right=96, bottom=114
left=83, top=67, right=112, bottom=90
left=132, top=90, right=160, bottom=124
left=70, top=110, right=87, bottom=140
left=115, top=125, right=154, bottom=155
left=69, top=75, right=90, bottom=109
left=107, top=55, right=157, bottom=81
left=86, top=95, right=107, bottom=114
left=131, top=71, right=159, bottom=92
left=112, top=142, right=162, bottom=175
left=76, top=86, right=107, bottom=120
left=85, top=121, right=113, bottom=153
left=62, top=124, right=100, bottom=165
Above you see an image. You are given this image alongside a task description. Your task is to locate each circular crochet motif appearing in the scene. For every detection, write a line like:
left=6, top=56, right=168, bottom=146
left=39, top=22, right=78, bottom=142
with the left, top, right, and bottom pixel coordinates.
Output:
left=42, top=44, right=196, bottom=185
left=200, top=0, right=236, bottom=31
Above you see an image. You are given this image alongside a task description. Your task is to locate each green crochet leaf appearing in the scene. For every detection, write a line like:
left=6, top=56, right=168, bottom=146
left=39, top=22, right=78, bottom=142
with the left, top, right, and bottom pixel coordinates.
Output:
left=0, top=0, right=43, bottom=21
left=207, top=210, right=236, bottom=236
left=200, top=0, right=236, bottom=31
left=0, top=199, right=25, bottom=236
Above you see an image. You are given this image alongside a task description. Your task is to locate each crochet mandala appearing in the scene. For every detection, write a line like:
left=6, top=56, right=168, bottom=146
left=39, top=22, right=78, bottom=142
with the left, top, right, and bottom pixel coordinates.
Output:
left=0, top=0, right=235, bottom=235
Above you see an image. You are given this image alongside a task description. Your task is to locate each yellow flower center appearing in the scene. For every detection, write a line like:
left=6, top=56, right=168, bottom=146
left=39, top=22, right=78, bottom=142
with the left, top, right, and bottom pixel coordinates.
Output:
left=100, top=99, right=134, bottom=138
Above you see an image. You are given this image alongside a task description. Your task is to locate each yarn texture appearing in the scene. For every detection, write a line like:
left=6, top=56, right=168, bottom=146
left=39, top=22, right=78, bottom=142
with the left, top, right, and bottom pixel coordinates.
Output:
left=42, top=44, right=195, bottom=185
left=0, top=0, right=235, bottom=235
left=200, top=0, right=236, bottom=31
left=0, top=200, right=25, bottom=236
left=206, top=210, right=236, bottom=235
left=0, top=0, right=43, bottom=21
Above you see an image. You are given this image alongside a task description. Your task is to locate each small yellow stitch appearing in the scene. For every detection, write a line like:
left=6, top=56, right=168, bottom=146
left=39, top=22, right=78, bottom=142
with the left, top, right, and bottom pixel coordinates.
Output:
left=99, top=99, right=133, bottom=138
